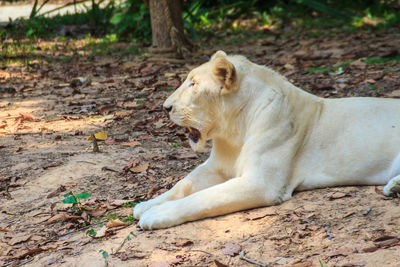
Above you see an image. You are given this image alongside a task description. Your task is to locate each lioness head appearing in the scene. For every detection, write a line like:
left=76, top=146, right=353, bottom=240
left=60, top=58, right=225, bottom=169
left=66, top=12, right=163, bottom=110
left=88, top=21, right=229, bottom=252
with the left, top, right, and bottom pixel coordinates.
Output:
left=163, top=51, right=240, bottom=152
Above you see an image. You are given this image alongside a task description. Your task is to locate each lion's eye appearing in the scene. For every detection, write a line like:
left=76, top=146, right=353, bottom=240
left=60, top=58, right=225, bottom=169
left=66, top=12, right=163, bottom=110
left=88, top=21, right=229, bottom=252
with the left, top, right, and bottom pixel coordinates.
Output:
left=189, top=82, right=195, bottom=87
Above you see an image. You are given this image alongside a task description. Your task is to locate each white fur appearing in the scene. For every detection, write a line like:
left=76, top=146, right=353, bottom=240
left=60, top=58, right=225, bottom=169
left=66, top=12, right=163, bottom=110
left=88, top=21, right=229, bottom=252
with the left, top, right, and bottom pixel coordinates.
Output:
left=134, top=51, right=400, bottom=229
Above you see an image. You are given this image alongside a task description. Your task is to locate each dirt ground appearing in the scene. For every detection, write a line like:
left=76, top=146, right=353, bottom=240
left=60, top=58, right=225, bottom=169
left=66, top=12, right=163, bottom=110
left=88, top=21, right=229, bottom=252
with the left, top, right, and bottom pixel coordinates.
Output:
left=1, top=27, right=400, bottom=267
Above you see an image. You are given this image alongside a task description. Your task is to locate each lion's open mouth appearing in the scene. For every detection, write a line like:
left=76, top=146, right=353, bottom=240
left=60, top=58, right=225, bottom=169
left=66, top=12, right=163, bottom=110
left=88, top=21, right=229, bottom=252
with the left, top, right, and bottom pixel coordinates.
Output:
left=187, top=127, right=201, bottom=143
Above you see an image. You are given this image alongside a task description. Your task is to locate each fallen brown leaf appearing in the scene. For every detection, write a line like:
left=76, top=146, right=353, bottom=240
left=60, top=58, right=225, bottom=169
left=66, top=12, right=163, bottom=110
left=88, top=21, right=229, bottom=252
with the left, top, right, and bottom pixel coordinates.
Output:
left=106, top=219, right=129, bottom=228
left=130, top=162, right=149, bottom=173
left=222, top=243, right=241, bottom=257
left=374, top=237, right=399, bottom=247
left=47, top=213, right=80, bottom=224
left=146, top=185, right=161, bottom=199
left=176, top=153, right=198, bottom=159
left=87, top=206, right=107, bottom=217
left=94, top=225, right=114, bottom=238
left=364, top=79, right=376, bottom=84
left=389, top=90, right=400, bottom=97
left=120, top=141, right=142, bottom=147
left=327, top=192, right=348, bottom=200
left=15, top=112, right=39, bottom=123
left=173, top=239, right=193, bottom=247
left=43, top=161, right=63, bottom=170
left=9, top=234, right=32, bottom=245
left=362, top=246, right=378, bottom=253
left=12, top=247, right=43, bottom=259
left=81, top=211, right=91, bottom=222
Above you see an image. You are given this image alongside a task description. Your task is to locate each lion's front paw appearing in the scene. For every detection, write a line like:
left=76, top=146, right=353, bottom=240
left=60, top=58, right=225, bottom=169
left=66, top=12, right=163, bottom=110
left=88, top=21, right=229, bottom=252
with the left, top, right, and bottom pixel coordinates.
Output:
left=139, top=202, right=184, bottom=230
left=133, top=200, right=157, bottom=220
left=383, top=176, right=400, bottom=196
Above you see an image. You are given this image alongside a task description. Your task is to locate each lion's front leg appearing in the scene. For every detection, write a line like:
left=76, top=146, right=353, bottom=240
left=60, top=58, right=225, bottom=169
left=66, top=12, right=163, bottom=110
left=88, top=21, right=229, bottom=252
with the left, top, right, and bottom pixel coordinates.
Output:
left=139, top=176, right=282, bottom=229
left=133, top=163, right=225, bottom=220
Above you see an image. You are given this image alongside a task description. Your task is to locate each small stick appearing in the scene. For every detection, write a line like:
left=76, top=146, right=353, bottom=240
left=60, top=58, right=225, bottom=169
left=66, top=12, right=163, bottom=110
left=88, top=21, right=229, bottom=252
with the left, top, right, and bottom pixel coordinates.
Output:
left=91, top=134, right=99, bottom=152
left=114, top=236, right=128, bottom=254
left=187, top=249, right=213, bottom=256
left=239, top=251, right=268, bottom=267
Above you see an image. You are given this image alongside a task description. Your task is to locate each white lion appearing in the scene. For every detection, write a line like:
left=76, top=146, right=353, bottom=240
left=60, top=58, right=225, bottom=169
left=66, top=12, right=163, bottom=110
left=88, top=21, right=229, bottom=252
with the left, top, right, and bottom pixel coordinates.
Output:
left=134, top=50, right=400, bottom=229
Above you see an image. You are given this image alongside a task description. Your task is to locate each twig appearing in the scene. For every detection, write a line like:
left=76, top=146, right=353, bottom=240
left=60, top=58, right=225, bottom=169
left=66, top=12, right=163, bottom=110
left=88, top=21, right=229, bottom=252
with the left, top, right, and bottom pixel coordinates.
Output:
left=239, top=251, right=268, bottom=267
left=35, top=0, right=52, bottom=16
left=113, top=232, right=137, bottom=254
left=35, top=0, right=96, bottom=18
left=187, top=249, right=213, bottom=256
left=77, top=160, right=97, bottom=165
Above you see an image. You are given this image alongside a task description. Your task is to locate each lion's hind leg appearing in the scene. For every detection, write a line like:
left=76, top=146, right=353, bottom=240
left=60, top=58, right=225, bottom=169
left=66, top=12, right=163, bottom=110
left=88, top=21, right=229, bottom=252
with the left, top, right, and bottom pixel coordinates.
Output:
left=383, top=175, right=400, bottom=196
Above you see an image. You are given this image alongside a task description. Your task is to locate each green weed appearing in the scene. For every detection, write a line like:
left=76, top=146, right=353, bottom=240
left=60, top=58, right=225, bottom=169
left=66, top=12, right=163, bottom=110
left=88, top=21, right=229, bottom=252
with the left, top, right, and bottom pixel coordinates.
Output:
left=171, top=142, right=181, bottom=147
left=99, top=249, right=109, bottom=258
left=363, top=56, right=400, bottom=64
left=121, top=214, right=135, bottom=224
left=121, top=201, right=138, bottom=207
left=86, top=229, right=97, bottom=236
left=62, top=191, right=91, bottom=213
left=307, top=66, right=330, bottom=74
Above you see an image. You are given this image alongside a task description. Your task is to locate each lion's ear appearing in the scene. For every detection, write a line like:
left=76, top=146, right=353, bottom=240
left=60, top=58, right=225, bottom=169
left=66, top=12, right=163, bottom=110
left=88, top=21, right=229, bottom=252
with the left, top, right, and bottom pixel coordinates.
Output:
left=211, top=50, right=227, bottom=60
left=212, top=57, right=237, bottom=95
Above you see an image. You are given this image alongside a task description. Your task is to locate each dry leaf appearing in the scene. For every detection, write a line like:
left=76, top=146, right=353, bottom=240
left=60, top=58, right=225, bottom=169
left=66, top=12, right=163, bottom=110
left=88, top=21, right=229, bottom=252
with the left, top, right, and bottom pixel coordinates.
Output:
left=173, top=239, right=193, bottom=247
left=222, top=243, right=242, bottom=256
left=86, top=130, right=107, bottom=141
left=146, top=185, right=161, bottom=199
left=12, top=247, right=43, bottom=259
left=389, top=90, right=400, bottom=97
left=362, top=246, right=378, bottom=253
left=130, top=162, right=149, bottom=173
left=94, top=225, right=113, bottom=238
left=9, top=234, right=32, bottom=245
left=121, top=141, right=142, bottom=147
left=327, top=192, right=347, bottom=200
left=15, top=112, right=39, bottom=122
left=106, top=219, right=129, bottom=228
left=350, top=59, right=367, bottom=70
left=164, top=72, right=176, bottom=78
left=176, top=153, right=198, bottom=159
left=47, top=213, right=80, bottom=224
left=87, top=207, right=107, bottom=217
left=365, top=79, right=376, bottom=84
left=81, top=211, right=91, bottom=222
left=43, top=161, right=63, bottom=170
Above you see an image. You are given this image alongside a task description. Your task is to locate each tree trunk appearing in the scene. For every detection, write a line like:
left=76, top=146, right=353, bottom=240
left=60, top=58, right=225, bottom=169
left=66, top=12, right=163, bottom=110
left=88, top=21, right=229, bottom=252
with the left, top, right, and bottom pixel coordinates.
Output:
left=149, top=0, right=183, bottom=49
left=148, top=0, right=193, bottom=57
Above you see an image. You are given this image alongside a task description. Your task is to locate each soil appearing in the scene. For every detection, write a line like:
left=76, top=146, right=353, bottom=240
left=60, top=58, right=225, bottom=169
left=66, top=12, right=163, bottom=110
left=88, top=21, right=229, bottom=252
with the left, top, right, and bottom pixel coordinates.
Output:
left=1, top=27, right=400, bottom=267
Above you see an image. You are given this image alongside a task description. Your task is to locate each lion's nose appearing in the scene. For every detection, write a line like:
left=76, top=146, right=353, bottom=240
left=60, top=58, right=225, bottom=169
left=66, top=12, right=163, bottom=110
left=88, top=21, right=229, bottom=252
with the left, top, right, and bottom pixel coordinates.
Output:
left=163, top=106, right=172, bottom=119
left=164, top=106, right=172, bottom=113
